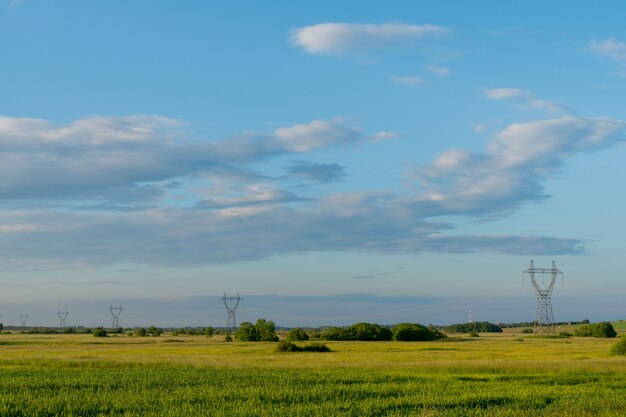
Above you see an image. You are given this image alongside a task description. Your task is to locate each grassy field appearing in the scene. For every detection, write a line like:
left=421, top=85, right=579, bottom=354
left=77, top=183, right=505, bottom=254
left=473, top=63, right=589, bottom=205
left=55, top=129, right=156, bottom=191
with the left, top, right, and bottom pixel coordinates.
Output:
left=0, top=331, right=625, bottom=416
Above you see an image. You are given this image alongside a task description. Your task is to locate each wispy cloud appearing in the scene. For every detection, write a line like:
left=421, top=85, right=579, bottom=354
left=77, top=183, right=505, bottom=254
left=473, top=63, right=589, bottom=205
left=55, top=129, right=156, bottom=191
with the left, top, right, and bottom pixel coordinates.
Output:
left=411, top=115, right=625, bottom=214
left=391, top=75, right=424, bottom=87
left=426, top=65, right=450, bottom=77
left=484, top=88, right=569, bottom=114
left=48, top=280, right=123, bottom=286
left=588, top=38, right=626, bottom=76
left=290, top=22, right=450, bottom=56
left=0, top=115, right=389, bottom=206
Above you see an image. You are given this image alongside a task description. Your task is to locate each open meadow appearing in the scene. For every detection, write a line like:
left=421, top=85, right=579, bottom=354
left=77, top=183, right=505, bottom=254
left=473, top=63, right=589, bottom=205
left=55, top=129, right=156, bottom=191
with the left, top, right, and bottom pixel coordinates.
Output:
left=0, top=330, right=625, bottom=416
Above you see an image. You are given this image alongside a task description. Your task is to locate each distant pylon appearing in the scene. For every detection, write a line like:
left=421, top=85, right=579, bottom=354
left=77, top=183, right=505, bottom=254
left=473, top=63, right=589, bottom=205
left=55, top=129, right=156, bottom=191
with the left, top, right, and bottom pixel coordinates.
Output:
left=220, top=293, right=242, bottom=329
left=468, top=308, right=473, bottom=323
left=109, top=305, right=123, bottom=329
left=19, top=314, right=29, bottom=327
left=58, top=310, right=69, bottom=329
left=523, top=260, right=563, bottom=335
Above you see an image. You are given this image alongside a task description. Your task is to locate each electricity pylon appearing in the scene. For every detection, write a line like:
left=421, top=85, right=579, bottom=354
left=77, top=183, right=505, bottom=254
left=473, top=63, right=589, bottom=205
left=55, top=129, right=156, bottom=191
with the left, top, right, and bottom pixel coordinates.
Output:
left=523, top=260, right=563, bottom=335
left=220, top=293, right=241, bottom=329
left=58, top=310, right=69, bottom=329
left=109, top=305, right=123, bottom=329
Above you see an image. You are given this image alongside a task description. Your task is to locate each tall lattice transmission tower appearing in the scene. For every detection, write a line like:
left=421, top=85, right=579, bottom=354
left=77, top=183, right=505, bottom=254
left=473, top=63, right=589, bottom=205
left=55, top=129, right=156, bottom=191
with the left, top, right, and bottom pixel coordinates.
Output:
left=109, top=305, right=123, bottom=329
left=220, top=293, right=241, bottom=329
left=58, top=310, right=69, bottom=329
left=523, top=260, right=563, bottom=335
left=19, top=314, right=29, bottom=328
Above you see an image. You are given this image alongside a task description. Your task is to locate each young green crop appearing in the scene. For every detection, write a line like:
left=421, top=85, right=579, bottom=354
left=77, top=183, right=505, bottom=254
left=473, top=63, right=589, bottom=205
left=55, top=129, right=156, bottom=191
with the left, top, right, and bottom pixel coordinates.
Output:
left=0, top=332, right=624, bottom=416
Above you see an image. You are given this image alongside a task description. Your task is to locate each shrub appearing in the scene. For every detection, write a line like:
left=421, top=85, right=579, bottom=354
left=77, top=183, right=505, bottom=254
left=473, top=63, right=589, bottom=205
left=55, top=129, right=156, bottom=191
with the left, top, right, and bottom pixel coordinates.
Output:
left=135, top=328, right=147, bottom=337
left=610, top=336, right=626, bottom=356
left=574, top=322, right=617, bottom=338
left=224, top=333, right=232, bottom=342
left=205, top=327, right=214, bottom=338
left=558, top=332, right=573, bottom=338
left=392, top=323, right=446, bottom=341
left=286, top=327, right=309, bottom=342
left=276, top=341, right=330, bottom=352
left=521, top=328, right=533, bottom=334
left=469, top=331, right=479, bottom=337
left=92, top=327, right=108, bottom=337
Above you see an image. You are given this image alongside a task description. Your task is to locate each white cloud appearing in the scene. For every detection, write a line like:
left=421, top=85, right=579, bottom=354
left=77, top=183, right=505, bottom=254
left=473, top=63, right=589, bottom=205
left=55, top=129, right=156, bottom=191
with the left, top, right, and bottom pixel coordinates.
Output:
left=391, top=75, right=424, bottom=87
left=484, top=88, right=569, bottom=114
left=589, top=38, right=626, bottom=62
left=1, top=111, right=620, bottom=269
left=412, top=115, right=625, bottom=213
left=426, top=65, right=450, bottom=76
left=0, top=115, right=390, bottom=205
left=290, top=22, right=450, bottom=55
left=588, top=38, right=626, bottom=76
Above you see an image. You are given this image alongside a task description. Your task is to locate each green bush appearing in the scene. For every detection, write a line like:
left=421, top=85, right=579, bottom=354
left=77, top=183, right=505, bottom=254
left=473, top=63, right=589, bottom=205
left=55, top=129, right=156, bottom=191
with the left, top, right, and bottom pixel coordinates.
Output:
left=135, top=328, right=147, bottom=337
left=235, top=319, right=279, bottom=342
left=468, top=331, right=479, bottom=337
left=92, top=327, right=108, bottom=337
left=573, top=322, right=617, bottom=338
left=392, top=323, right=446, bottom=341
left=521, top=328, right=533, bottom=334
left=286, top=327, right=309, bottom=342
left=276, top=341, right=330, bottom=352
left=205, top=327, right=214, bottom=338
left=610, top=336, right=626, bottom=356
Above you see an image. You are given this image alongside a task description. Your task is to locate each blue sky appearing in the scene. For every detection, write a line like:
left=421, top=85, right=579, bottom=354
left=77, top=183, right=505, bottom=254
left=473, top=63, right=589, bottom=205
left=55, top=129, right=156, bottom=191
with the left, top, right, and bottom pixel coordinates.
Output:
left=1, top=1, right=625, bottom=327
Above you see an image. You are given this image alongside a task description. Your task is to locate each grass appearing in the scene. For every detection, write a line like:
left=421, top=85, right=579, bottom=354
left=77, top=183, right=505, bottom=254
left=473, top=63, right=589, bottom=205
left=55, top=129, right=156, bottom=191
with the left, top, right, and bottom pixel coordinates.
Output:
left=0, top=332, right=625, bottom=416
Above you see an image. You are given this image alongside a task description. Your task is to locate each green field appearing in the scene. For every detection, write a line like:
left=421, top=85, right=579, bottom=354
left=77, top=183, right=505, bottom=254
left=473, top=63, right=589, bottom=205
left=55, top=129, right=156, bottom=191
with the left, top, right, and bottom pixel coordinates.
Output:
left=0, top=331, right=625, bottom=416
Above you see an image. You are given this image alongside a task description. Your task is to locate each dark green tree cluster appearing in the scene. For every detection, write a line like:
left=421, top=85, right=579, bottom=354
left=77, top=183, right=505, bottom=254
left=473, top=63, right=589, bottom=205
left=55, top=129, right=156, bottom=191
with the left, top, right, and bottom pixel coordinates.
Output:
left=235, top=319, right=279, bottom=342
left=321, top=322, right=391, bottom=341
left=276, top=341, right=330, bottom=352
left=391, top=323, right=447, bottom=341
left=320, top=322, right=445, bottom=342
left=573, top=322, right=617, bottom=338
left=445, top=322, right=503, bottom=333
left=92, top=327, right=108, bottom=337
left=285, top=327, right=309, bottom=342
left=171, top=327, right=213, bottom=336
left=132, top=326, right=162, bottom=337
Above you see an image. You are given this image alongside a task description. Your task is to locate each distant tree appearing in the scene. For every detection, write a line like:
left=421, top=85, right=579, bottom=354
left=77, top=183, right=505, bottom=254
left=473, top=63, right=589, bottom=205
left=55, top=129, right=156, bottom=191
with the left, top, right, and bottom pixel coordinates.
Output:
left=445, top=322, right=503, bottom=333
left=320, top=326, right=347, bottom=341
left=224, top=333, right=233, bottom=342
left=255, top=319, right=279, bottom=342
left=469, top=331, right=479, bottom=337
left=92, top=327, right=108, bottom=337
left=135, top=328, right=147, bottom=337
left=286, top=327, right=309, bottom=342
left=205, top=327, right=214, bottom=338
left=0, top=323, right=3, bottom=332
left=235, top=322, right=259, bottom=341
left=521, top=328, right=533, bottom=334
left=574, top=322, right=617, bottom=338
left=392, top=323, right=446, bottom=341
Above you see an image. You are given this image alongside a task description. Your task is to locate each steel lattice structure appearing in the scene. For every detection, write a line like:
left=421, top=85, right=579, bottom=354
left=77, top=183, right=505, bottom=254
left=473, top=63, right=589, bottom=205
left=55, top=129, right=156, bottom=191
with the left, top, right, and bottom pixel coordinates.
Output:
left=220, top=293, right=241, bottom=329
left=58, top=310, right=69, bottom=329
left=109, top=305, right=123, bottom=329
left=523, top=260, right=563, bottom=334
left=19, top=314, right=29, bottom=328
